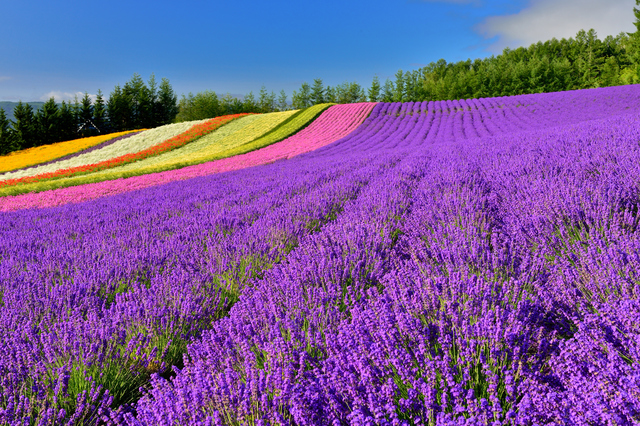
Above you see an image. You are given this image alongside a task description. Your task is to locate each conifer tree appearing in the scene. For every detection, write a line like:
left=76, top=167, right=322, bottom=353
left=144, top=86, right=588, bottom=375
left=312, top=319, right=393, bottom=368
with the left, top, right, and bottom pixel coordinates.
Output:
left=147, top=74, right=158, bottom=128
left=123, top=73, right=149, bottom=128
left=57, top=101, right=76, bottom=141
left=79, top=92, right=94, bottom=137
left=310, top=78, right=325, bottom=105
left=368, top=75, right=381, bottom=102
left=93, top=90, right=106, bottom=133
left=277, top=90, right=289, bottom=111
left=12, top=102, right=37, bottom=149
left=157, top=77, right=178, bottom=125
left=72, top=95, right=81, bottom=133
left=260, top=87, right=277, bottom=113
left=381, top=79, right=394, bottom=102
left=0, top=108, right=16, bottom=155
left=393, top=69, right=405, bottom=102
left=292, top=82, right=311, bottom=109
left=325, top=86, right=336, bottom=103
left=243, top=91, right=257, bottom=113
left=107, top=85, right=132, bottom=131
left=37, top=97, right=59, bottom=145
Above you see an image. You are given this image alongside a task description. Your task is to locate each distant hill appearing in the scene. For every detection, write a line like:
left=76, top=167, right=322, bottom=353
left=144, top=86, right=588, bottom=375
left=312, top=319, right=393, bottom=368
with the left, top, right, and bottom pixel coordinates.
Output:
left=0, top=101, right=46, bottom=123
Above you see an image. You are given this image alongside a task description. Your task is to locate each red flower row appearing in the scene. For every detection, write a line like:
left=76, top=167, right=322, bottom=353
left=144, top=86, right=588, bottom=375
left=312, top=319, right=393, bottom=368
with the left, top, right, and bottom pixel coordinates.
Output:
left=0, top=113, right=253, bottom=188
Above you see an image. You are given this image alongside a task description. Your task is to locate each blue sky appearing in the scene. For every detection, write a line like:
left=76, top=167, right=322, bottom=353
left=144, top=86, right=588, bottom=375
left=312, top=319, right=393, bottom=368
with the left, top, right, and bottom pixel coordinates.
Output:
left=0, top=0, right=635, bottom=102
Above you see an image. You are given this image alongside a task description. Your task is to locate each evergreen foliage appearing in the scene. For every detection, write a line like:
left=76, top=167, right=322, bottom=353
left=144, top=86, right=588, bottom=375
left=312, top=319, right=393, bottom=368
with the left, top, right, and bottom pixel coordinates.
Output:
left=37, top=97, right=59, bottom=146
left=12, top=102, right=38, bottom=150
left=292, top=82, right=312, bottom=109
left=79, top=93, right=94, bottom=137
left=93, top=90, right=106, bottom=133
left=0, top=74, right=178, bottom=155
left=0, top=108, right=15, bottom=155
left=368, top=75, right=381, bottom=102
left=157, top=77, right=179, bottom=126
left=310, top=79, right=325, bottom=105
left=277, top=90, right=289, bottom=111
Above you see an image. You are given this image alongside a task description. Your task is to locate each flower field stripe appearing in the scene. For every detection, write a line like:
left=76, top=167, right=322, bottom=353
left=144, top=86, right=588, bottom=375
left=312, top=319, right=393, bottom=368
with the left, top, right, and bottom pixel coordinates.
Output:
left=85, top=110, right=297, bottom=178
left=0, top=130, right=141, bottom=173
left=0, top=114, right=250, bottom=188
left=0, top=106, right=332, bottom=199
left=0, top=155, right=375, bottom=423
left=18, top=130, right=144, bottom=171
left=0, top=103, right=374, bottom=210
left=0, top=120, right=207, bottom=182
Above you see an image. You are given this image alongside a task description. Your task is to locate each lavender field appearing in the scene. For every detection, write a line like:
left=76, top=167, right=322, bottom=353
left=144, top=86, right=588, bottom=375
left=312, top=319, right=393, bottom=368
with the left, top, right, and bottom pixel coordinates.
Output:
left=2, top=86, right=640, bottom=425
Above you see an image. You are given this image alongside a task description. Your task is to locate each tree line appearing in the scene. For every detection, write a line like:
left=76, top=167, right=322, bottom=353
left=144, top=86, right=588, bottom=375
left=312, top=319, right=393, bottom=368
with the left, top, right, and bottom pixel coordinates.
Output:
left=0, top=73, right=178, bottom=155
left=175, top=27, right=640, bottom=122
left=3, top=3, right=640, bottom=155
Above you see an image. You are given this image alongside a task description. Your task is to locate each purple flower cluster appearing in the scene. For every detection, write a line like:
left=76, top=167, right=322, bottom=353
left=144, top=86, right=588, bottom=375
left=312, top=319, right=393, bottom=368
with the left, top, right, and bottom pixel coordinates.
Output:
left=3, top=85, right=640, bottom=425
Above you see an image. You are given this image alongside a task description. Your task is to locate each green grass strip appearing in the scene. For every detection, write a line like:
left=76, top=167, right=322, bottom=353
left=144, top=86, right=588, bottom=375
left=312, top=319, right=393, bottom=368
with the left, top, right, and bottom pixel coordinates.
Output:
left=0, top=104, right=334, bottom=197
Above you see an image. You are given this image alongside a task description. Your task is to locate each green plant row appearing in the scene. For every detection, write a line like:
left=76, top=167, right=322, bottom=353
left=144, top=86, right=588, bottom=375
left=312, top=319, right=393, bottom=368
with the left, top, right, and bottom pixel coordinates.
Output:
left=0, top=104, right=334, bottom=197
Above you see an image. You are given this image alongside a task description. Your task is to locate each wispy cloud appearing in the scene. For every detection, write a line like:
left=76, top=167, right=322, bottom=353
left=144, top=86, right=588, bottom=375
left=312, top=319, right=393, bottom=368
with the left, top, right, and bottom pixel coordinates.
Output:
left=40, top=91, right=97, bottom=103
left=476, top=0, right=635, bottom=53
left=0, top=76, right=12, bottom=82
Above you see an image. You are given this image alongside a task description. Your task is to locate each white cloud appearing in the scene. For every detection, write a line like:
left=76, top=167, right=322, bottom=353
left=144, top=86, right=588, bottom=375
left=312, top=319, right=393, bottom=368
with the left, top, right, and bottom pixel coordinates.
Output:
left=40, top=91, right=97, bottom=103
left=477, top=0, right=636, bottom=53
left=0, top=76, right=11, bottom=82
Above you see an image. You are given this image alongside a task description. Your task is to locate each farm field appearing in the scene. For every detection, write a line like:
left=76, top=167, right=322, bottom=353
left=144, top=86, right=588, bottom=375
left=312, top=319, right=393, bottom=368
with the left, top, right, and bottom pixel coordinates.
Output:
left=1, top=85, right=640, bottom=424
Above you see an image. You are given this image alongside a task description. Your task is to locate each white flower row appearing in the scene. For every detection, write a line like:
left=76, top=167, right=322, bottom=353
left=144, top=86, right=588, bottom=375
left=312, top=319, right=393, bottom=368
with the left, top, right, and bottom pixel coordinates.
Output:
left=91, top=115, right=262, bottom=176
left=86, top=111, right=297, bottom=177
left=0, top=120, right=206, bottom=181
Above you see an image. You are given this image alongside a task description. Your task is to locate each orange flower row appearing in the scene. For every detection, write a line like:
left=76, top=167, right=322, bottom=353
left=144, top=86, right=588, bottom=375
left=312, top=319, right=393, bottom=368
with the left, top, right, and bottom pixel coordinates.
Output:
left=0, top=114, right=253, bottom=188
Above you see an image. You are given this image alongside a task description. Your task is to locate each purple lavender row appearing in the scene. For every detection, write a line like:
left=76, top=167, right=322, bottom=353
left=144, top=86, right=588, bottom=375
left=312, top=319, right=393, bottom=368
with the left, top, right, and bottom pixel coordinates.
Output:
left=17, top=131, right=143, bottom=172
left=0, top=154, right=390, bottom=424
left=2, top=85, right=640, bottom=424
left=128, top=87, right=640, bottom=425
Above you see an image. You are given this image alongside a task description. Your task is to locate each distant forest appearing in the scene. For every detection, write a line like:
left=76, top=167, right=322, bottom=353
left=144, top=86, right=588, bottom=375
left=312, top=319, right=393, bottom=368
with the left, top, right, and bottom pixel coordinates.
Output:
left=0, top=74, right=178, bottom=155
left=168, top=28, right=640, bottom=120
left=2, top=5, right=640, bottom=155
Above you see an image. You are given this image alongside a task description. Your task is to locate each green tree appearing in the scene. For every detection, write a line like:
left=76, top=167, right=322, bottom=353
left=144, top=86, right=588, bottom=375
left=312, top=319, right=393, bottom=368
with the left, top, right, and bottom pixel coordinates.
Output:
left=243, top=91, right=257, bottom=113
left=277, top=90, right=289, bottom=111
left=381, top=79, right=394, bottom=102
left=393, top=69, right=405, bottom=102
left=175, top=91, right=220, bottom=122
left=57, top=101, right=76, bottom=141
left=630, top=0, right=640, bottom=77
left=325, top=86, right=336, bottom=103
left=292, top=82, right=312, bottom=109
left=368, top=75, right=381, bottom=102
left=37, top=97, right=60, bottom=145
left=310, top=78, right=325, bottom=105
left=12, top=102, right=38, bottom=149
left=334, top=81, right=366, bottom=104
left=258, top=86, right=276, bottom=112
left=93, top=90, right=106, bottom=133
left=0, top=108, right=16, bottom=155
left=147, top=73, right=159, bottom=128
left=157, top=77, right=178, bottom=125
left=123, top=73, right=150, bottom=128
left=107, top=85, right=132, bottom=131
left=79, top=92, right=94, bottom=137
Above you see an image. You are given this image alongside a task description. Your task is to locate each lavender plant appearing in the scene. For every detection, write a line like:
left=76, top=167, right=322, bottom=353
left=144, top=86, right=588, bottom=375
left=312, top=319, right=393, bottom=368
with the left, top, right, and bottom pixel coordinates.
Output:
left=3, top=85, right=640, bottom=425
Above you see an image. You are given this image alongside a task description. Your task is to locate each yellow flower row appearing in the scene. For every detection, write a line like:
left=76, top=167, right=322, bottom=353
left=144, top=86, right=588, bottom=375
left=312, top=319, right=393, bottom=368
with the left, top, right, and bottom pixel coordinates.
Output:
left=0, top=130, right=142, bottom=174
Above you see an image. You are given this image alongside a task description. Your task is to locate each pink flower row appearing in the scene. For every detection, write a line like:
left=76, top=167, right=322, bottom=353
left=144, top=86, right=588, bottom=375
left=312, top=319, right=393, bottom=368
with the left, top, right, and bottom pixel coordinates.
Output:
left=0, top=103, right=376, bottom=211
